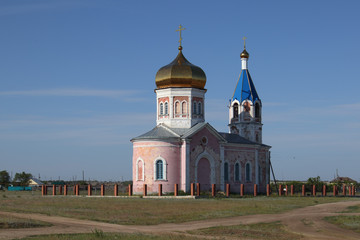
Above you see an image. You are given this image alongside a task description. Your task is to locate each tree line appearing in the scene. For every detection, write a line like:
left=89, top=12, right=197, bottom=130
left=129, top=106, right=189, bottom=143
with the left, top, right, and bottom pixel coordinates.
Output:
left=0, top=170, right=32, bottom=187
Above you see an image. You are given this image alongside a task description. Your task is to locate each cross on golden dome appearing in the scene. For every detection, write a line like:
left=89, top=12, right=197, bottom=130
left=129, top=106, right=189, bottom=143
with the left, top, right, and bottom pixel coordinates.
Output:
left=176, top=24, right=186, bottom=47
left=243, top=36, right=247, bottom=49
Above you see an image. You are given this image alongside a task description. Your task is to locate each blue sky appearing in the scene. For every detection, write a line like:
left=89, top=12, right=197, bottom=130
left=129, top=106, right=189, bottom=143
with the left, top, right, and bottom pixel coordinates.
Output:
left=1, top=0, right=359, bottom=182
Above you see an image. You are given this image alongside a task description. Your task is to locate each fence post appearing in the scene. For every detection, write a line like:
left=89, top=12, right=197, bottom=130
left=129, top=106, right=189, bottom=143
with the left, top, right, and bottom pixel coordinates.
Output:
left=343, top=185, right=346, bottom=196
left=174, top=184, right=178, bottom=196
left=226, top=184, right=230, bottom=197
left=254, top=184, right=257, bottom=197
left=352, top=185, right=355, bottom=196
left=114, top=184, right=118, bottom=196
left=191, top=183, right=195, bottom=196
left=312, top=185, right=316, bottom=197
left=101, top=184, right=105, bottom=196
left=128, top=184, right=133, bottom=196
left=348, top=185, right=352, bottom=196
left=41, top=185, right=45, bottom=196
left=196, top=183, right=200, bottom=196
left=53, top=185, right=56, bottom=196
left=302, top=185, right=305, bottom=196
left=266, top=184, right=270, bottom=196
left=64, top=185, right=67, bottom=196
left=212, top=184, right=216, bottom=197
left=158, top=184, right=162, bottom=196
left=291, top=185, right=294, bottom=196
left=333, top=185, right=337, bottom=196
left=240, top=184, right=244, bottom=197
left=88, top=184, right=92, bottom=196
left=76, top=184, right=79, bottom=196
left=279, top=184, right=282, bottom=196
left=322, top=185, right=326, bottom=196
left=142, top=184, right=147, bottom=196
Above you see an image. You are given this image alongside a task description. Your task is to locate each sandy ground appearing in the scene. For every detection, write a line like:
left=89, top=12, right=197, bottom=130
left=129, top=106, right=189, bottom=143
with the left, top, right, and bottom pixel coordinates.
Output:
left=0, top=200, right=360, bottom=239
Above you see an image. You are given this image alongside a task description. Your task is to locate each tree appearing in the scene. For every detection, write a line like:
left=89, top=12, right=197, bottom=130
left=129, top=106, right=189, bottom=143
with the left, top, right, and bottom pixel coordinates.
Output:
left=13, top=172, right=32, bottom=186
left=306, top=176, right=324, bottom=192
left=0, top=170, right=10, bottom=187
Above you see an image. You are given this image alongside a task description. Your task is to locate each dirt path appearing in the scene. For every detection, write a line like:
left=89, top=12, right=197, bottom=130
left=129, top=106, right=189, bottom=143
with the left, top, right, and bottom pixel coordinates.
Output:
left=0, top=200, right=359, bottom=240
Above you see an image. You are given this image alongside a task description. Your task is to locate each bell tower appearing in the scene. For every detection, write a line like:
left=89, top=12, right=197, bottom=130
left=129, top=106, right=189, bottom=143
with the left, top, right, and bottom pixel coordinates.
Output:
left=228, top=39, right=262, bottom=143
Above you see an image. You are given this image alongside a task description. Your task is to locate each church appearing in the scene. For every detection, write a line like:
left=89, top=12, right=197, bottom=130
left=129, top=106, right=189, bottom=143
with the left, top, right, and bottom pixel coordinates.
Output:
left=131, top=30, right=271, bottom=194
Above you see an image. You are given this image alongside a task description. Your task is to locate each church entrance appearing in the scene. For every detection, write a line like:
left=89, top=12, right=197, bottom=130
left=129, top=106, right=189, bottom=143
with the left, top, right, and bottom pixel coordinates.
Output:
left=197, top=157, right=211, bottom=190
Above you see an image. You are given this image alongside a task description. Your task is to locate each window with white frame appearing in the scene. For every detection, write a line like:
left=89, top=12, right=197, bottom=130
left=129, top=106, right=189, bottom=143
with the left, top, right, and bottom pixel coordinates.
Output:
left=198, top=102, right=202, bottom=115
left=159, top=102, right=164, bottom=115
left=235, top=162, right=240, bottom=182
left=181, top=101, right=187, bottom=114
left=175, top=101, right=180, bottom=115
left=245, top=162, right=251, bottom=182
left=258, top=166, right=262, bottom=183
left=136, top=158, right=144, bottom=181
left=155, top=158, right=166, bottom=180
left=164, top=102, right=168, bottom=115
left=193, top=101, right=197, bottom=114
left=224, top=162, right=229, bottom=182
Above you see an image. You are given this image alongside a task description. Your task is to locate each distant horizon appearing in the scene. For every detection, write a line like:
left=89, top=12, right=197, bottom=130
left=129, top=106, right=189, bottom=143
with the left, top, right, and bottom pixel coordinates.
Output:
left=1, top=0, right=360, bottom=182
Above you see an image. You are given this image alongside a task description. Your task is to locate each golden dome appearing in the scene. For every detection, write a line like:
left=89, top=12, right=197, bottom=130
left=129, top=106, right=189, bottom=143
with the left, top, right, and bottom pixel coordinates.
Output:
left=155, top=47, right=206, bottom=89
left=240, top=49, right=249, bottom=58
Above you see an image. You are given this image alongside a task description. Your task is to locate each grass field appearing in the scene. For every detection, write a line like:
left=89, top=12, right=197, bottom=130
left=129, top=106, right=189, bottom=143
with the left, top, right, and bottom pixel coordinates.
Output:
left=18, top=222, right=301, bottom=240
left=324, top=204, right=360, bottom=233
left=19, top=232, right=200, bottom=240
left=0, top=190, right=356, bottom=225
left=188, top=221, right=302, bottom=240
left=0, top=215, right=51, bottom=229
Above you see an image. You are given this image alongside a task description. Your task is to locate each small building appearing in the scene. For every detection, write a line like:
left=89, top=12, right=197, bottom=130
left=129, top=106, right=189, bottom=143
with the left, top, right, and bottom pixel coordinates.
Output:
left=28, top=178, right=43, bottom=187
left=330, top=176, right=357, bottom=184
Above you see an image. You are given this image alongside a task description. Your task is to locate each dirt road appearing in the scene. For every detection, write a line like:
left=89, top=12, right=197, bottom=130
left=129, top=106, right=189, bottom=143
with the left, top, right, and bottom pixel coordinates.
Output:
left=0, top=200, right=359, bottom=239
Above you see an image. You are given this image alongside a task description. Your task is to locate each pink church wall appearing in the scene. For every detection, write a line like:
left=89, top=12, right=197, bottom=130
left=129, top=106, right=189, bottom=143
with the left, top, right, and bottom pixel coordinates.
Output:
left=224, top=146, right=269, bottom=193
left=189, top=127, right=221, bottom=188
left=132, top=140, right=181, bottom=194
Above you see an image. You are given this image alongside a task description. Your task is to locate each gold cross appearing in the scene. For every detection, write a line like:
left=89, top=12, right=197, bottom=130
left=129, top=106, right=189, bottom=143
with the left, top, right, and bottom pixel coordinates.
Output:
left=176, top=24, right=186, bottom=46
left=243, top=36, right=247, bottom=49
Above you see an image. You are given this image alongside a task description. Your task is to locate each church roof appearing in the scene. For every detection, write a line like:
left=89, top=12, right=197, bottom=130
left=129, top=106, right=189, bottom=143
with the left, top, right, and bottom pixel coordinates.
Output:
left=155, top=47, right=206, bottom=89
left=132, top=123, right=269, bottom=147
left=219, top=132, right=269, bottom=147
left=131, top=124, right=180, bottom=141
left=232, top=69, right=260, bottom=103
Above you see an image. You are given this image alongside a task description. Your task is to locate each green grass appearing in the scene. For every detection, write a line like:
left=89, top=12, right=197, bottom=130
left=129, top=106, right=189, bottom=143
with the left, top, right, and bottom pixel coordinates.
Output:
left=0, top=215, right=52, bottom=229
left=324, top=216, right=360, bottom=233
left=20, top=232, right=201, bottom=240
left=0, top=190, right=358, bottom=225
left=188, top=221, right=302, bottom=240
left=341, top=204, right=360, bottom=213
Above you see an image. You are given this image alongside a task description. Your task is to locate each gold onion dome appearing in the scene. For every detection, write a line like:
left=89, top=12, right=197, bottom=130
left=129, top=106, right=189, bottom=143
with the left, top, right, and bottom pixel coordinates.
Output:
left=240, top=48, right=249, bottom=58
left=155, top=46, right=207, bottom=89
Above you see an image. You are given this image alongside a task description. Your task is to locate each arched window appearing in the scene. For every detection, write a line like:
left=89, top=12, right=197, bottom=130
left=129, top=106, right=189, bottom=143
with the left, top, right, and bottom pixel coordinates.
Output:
left=175, top=101, right=180, bottom=115
left=198, top=102, right=202, bottom=115
left=164, top=102, right=168, bottom=115
left=136, top=159, right=144, bottom=181
left=258, top=166, right=262, bottom=183
left=181, top=101, right=187, bottom=114
left=155, top=160, right=163, bottom=180
left=159, top=103, right=164, bottom=115
left=224, top=162, right=229, bottom=181
left=235, top=162, right=240, bottom=181
left=246, top=163, right=251, bottom=182
left=193, top=101, right=197, bottom=114
left=233, top=103, right=239, bottom=118
left=255, top=102, right=260, bottom=118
